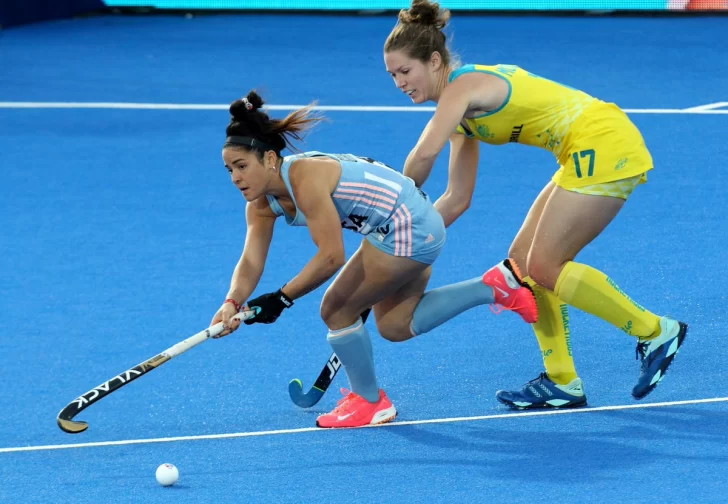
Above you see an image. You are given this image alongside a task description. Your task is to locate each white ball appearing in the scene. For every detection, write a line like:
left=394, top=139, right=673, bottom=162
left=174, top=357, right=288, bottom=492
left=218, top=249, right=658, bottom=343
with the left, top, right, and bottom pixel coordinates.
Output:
left=155, top=463, right=179, bottom=487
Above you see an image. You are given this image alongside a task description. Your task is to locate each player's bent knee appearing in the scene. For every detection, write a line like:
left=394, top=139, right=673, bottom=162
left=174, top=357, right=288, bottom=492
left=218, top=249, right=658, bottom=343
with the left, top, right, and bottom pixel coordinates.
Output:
left=320, top=288, right=367, bottom=330
left=319, top=289, right=345, bottom=326
left=525, top=255, right=546, bottom=284
left=526, top=254, right=559, bottom=291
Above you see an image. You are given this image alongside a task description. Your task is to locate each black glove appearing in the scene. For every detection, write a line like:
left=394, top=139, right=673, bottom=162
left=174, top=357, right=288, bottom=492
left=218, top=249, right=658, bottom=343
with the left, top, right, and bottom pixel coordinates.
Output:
left=244, top=289, right=293, bottom=325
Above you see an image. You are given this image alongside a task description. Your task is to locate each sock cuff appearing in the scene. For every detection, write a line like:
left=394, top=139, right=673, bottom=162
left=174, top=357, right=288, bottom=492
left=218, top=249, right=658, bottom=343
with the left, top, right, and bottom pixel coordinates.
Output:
left=524, top=275, right=544, bottom=293
left=527, top=275, right=564, bottom=303
left=554, top=261, right=578, bottom=299
left=327, top=319, right=364, bottom=339
left=409, top=320, right=419, bottom=338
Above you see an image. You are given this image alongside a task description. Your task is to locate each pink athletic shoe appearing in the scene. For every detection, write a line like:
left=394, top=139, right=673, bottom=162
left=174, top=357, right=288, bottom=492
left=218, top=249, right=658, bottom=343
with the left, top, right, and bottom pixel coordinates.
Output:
left=316, top=388, right=397, bottom=428
left=482, top=258, right=538, bottom=324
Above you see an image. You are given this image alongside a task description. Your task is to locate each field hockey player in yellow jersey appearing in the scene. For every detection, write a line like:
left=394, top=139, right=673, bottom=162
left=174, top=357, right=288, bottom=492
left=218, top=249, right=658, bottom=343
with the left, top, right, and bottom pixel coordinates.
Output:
left=383, top=0, right=688, bottom=409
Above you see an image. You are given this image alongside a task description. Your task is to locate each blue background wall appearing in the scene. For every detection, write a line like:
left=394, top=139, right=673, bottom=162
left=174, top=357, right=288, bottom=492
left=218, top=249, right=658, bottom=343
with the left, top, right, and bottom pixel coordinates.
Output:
left=0, top=0, right=106, bottom=29
left=98, top=0, right=669, bottom=10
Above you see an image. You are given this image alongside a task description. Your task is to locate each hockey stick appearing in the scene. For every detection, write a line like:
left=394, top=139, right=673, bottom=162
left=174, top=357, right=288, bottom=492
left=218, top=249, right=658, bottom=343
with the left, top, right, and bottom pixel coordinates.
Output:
left=56, top=308, right=259, bottom=434
left=288, top=352, right=342, bottom=408
left=288, top=308, right=371, bottom=408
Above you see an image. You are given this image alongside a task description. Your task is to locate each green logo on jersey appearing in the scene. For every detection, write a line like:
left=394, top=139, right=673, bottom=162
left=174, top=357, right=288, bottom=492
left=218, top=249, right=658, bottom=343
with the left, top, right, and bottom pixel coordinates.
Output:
left=496, top=64, right=517, bottom=77
left=476, top=124, right=495, bottom=139
left=537, top=129, right=561, bottom=150
left=615, top=158, right=628, bottom=170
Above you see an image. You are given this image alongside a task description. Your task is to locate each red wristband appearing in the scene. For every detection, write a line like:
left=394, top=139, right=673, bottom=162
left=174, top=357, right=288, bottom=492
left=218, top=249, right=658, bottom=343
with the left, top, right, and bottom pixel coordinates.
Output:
left=224, top=298, right=241, bottom=311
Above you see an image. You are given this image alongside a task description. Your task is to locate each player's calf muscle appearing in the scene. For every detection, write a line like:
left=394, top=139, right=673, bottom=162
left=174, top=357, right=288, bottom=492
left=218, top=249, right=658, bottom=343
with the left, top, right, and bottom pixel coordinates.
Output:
left=377, top=321, right=414, bottom=342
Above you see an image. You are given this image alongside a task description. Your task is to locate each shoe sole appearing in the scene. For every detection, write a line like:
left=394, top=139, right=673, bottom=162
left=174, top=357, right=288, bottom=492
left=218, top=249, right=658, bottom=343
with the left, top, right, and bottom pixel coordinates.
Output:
left=370, top=406, right=397, bottom=425
left=496, top=396, right=588, bottom=410
left=632, top=322, right=688, bottom=400
left=315, top=406, right=397, bottom=429
left=502, top=258, right=529, bottom=290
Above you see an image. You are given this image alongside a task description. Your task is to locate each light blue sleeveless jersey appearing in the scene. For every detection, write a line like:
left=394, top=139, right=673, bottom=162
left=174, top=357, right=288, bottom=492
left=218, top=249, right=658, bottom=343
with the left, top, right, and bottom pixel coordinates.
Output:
left=265, top=151, right=445, bottom=264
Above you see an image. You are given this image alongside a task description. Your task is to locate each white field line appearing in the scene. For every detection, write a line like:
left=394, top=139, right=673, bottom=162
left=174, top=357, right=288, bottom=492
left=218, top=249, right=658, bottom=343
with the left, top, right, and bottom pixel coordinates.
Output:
left=1, top=396, right=727, bottom=454
left=682, top=102, right=728, bottom=112
left=0, top=102, right=727, bottom=114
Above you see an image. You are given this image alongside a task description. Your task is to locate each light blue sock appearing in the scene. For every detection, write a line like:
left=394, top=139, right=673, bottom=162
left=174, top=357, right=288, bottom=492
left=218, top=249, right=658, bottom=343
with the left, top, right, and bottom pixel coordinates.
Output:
left=327, top=318, right=379, bottom=403
left=410, top=276, right=495, bottom=336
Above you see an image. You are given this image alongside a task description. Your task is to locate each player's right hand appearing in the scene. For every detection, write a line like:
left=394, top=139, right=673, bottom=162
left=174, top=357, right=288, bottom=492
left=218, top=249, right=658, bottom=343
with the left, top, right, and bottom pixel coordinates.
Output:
left=211, top=300, right=242, bottom=338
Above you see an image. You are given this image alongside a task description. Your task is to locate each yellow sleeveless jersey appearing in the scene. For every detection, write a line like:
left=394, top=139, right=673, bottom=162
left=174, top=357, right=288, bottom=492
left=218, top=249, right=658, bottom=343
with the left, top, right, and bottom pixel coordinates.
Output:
left=451, top=64, right=653, bottom=188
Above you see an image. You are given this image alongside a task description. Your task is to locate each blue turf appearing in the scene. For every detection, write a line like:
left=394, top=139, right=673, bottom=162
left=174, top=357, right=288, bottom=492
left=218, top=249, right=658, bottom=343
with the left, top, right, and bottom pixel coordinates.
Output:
left=3, top=406, right=728, bottom=503
left=1, top=12, right=727, bottom=504
left=2, top=13, right=727, bottom=107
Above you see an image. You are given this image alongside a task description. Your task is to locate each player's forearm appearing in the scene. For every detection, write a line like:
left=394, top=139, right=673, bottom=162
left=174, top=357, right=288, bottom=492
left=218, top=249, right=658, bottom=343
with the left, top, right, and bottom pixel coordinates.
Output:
left=281, top=250, right=345, bottom=301
left=403, top=149, right=436, bottom=188
left=434, top=193, right=470, bottom=228
left=226, top=256, right=264, bottom=305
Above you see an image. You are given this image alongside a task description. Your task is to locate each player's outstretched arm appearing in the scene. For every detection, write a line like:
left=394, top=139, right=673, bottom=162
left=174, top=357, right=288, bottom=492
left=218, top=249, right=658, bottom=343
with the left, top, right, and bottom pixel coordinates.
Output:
left=403, top=75, right=474, bottom=188
left=212, top=198, right=277, bottom=336
left=434, top=132, right=480, bottom=227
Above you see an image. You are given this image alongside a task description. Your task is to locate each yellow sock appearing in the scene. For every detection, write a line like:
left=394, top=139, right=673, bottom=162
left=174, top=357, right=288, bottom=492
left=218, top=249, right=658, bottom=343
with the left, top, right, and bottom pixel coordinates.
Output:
left=554, top=261, right=661, bottom=339
left=524, top=276, right=577, bottom=385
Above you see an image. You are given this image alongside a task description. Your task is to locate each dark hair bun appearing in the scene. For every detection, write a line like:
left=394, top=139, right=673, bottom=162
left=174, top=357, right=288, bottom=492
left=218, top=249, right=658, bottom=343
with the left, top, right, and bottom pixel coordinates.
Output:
left=229, top=90, right=265, bottom=120
left=398, top=0, right=449, bottom=30
left=245, top=91, right=264, bottom=110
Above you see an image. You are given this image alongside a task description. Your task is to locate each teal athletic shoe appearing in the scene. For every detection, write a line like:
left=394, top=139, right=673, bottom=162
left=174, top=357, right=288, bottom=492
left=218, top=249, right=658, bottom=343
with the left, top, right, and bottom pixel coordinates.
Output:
left=496, top=373, right=587, bottom=409
left=632, top=316, right=688, bottom=400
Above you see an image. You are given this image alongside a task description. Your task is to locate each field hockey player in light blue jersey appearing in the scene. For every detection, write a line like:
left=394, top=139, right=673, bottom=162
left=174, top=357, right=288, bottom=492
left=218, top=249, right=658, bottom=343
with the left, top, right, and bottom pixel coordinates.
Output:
left=210, top=90, right=537, bottom=428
